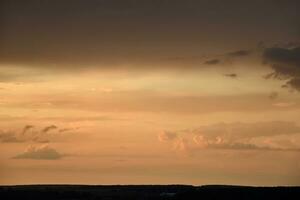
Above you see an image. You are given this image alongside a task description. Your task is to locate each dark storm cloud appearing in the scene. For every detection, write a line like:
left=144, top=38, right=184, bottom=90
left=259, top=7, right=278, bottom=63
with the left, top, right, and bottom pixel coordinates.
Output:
left=0, top=0, right=299, bottom=70
left=263, top=47, right=300, bottom=91
left=286, top=78, right=300, bottom=91
left=263, top=47, right=300, bottom=75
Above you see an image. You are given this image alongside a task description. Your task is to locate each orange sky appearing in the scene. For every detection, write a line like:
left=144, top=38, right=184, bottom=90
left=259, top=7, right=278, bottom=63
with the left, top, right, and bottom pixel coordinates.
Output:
left=0, top=0, right=300, bottom=186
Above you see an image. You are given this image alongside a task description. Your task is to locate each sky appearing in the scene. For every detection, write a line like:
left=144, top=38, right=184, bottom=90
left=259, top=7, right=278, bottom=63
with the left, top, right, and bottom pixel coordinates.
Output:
left=0, top=0, right=300, bottom=186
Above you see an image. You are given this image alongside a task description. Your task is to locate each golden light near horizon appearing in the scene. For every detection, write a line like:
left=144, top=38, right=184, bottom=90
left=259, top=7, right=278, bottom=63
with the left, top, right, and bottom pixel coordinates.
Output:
left=0, top=0, right=300, bottom=186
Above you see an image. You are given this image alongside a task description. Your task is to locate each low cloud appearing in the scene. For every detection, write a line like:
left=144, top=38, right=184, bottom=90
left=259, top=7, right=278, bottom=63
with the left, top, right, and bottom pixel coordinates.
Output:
left=13, top=144, right=64, bottom=160
left=159, top=121, right=300, bottom=154
left=263, top=46, right=300, bottom=91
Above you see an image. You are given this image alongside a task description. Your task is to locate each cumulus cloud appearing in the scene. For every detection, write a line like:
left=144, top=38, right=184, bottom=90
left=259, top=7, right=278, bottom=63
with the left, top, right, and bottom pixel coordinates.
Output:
left=173, top=138, right=189, bottom=153
left=158, top=121, right=300, bottom=153
left=158, top=131, right=177, bottom=142
left=263, top=46, right=300, bottom=91
left=13, top=144, right=64, bottom=160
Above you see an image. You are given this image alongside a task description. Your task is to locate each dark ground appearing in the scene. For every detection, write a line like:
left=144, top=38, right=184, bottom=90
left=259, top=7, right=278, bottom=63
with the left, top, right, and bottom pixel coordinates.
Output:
left=0, top=185, right=300, bottom=200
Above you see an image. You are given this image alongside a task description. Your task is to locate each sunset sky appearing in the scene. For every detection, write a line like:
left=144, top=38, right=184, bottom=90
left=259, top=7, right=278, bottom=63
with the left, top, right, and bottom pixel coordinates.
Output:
left=0, top=0, right=300, bottom=186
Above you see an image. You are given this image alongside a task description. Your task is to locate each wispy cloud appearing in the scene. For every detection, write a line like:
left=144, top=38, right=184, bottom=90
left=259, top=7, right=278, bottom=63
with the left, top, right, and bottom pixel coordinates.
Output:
left=58, top=127, right=80, bottom=133
left=203, top=59, right=221, bottom=65
left=22, top=125, right=34, bottom=135
left=224, top=73, right=238, bottom=78
left=0, top=125, right=78, bottom=143
left=227, top=50, right=251, bottom=57
left=42, top=125, right=57, bottom=133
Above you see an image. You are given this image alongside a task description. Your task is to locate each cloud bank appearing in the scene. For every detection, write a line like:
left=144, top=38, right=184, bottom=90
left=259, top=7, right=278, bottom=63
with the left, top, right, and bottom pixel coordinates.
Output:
left=159, top=121, right=300, bottom=154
